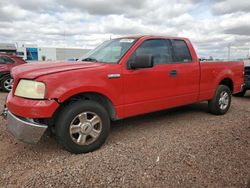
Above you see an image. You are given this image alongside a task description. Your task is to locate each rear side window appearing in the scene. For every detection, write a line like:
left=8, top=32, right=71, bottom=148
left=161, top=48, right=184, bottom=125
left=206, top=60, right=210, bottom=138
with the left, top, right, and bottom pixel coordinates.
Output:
left=172, top=40, right=192, bottom=63
left=0, top=56, right=14, bottom=64
left=133, top=39, right=173, bottom=65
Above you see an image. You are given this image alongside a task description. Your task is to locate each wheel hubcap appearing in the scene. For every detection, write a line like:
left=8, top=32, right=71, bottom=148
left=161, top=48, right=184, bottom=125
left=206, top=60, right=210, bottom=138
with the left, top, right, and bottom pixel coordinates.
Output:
left=219, top=91, right=229, bottom=110
left=3, top=78, right=13, bottom=91
left=69, top=112, right=102, bottom=146
left=80, top=122, right=92, bottom=134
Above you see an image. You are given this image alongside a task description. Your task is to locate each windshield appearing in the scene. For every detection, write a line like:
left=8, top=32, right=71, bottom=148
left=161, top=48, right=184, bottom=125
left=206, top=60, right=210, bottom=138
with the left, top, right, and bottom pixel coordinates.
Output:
left=79, top=38, right=137, bottom=64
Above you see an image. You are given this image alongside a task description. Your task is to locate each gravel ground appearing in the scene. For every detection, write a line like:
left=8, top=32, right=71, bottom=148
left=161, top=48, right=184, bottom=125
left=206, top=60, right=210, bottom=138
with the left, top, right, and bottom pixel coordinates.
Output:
left=0, top=92, right=249, bottom=187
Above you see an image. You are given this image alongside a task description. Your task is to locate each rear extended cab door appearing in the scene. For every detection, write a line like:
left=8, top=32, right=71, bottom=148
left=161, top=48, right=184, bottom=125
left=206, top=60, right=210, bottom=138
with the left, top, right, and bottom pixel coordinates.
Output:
left=121, top=37, right=200, bottom=118
left=169, top=39, right=200, bottom=103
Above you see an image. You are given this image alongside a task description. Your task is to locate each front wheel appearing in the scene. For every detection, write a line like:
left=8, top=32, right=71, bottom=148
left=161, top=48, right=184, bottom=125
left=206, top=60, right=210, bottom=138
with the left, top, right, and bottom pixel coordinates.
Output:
left=55, top=100, right=110, bottom=154
left=208, top=85, right=231, bottom=115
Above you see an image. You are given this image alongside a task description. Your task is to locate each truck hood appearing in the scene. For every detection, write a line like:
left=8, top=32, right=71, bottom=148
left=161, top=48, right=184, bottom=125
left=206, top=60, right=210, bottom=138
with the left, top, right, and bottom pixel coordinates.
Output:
left=11, top=61, right=104, bottom=79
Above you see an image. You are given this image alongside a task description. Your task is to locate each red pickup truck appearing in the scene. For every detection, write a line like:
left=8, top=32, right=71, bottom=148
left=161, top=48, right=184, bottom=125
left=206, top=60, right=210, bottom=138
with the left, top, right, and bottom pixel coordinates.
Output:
left=4, top=36, right=244, bottom=154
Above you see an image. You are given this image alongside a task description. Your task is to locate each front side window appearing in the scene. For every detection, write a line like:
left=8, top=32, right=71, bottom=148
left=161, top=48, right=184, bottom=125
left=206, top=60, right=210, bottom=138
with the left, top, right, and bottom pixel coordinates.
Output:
left=79, top=38, right=136, bottom=64
left=172, top=40, right=192, bottom=63
left=130, top=39, right=173, bottom=65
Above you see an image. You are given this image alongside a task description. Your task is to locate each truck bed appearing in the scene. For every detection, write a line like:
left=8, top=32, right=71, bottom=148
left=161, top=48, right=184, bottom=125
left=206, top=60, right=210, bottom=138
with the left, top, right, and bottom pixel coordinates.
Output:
left=199, top=61, right=244, bottom=101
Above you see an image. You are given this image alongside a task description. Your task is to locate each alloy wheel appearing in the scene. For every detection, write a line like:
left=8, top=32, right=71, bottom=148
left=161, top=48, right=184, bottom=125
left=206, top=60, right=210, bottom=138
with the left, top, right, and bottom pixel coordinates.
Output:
left=69, top=111, right=102, bottom=146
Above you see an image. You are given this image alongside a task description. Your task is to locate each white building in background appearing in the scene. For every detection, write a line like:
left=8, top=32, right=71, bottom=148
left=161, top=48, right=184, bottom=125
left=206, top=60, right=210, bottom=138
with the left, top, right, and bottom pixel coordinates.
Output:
left=16, top=44, right=90, bottom=61
left=0, top=43, right=17, bottom=54
left=37, top=47, right=57, bottom=61
left=38, top=47, right=90, bottom=61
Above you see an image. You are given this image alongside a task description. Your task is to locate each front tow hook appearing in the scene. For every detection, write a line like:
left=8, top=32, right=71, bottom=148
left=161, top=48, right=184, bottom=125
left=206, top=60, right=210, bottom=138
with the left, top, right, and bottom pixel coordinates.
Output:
left=1, top=105, right=8, bottom=119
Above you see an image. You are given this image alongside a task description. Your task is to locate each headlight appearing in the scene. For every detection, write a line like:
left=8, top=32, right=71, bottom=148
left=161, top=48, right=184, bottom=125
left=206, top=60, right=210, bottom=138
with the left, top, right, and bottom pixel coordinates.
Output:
left=14, top=79, right=46, bottom=99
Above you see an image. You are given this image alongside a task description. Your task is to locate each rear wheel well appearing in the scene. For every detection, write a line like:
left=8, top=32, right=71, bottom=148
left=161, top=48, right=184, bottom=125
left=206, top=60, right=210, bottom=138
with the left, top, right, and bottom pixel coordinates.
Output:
left=219, top=78, right=233, bottom=93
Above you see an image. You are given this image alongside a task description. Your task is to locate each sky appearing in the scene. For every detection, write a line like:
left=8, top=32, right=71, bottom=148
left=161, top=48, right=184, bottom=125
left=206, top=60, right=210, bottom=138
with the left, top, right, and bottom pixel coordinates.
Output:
left=0, top=0, right=250, bottom=59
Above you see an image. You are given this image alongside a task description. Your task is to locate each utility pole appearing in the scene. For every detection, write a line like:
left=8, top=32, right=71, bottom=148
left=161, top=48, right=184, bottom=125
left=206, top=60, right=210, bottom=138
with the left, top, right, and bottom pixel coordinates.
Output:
left=248, top=45, right=250, bottom=59
left=228, top=43, right=231, bottom=61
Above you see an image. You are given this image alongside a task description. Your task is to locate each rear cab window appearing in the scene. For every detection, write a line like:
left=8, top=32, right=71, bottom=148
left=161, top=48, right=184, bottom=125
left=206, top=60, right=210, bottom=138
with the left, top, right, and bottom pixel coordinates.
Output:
left=172, top=40, right=192, bottom=63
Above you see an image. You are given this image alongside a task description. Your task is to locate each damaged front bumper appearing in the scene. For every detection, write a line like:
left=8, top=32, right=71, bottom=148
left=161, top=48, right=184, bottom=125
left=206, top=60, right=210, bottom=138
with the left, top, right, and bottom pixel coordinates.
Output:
left=5, top=110, right=48, bottom=144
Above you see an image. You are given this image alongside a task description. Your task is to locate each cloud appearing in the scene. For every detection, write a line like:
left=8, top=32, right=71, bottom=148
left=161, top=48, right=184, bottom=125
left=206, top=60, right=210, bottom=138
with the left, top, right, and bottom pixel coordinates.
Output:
left=9, top=0, right=58, bottom=12
left=225, top=26, right=250, bottom=36
left=0, top=3, right=29, bottom=21
left=0, top=0, right=249, bottom=59
left=211, top=0, right=250, bottom=15
left=58, top=0, right=145, bottom=15
left=221, top=13, right=250, bottom=36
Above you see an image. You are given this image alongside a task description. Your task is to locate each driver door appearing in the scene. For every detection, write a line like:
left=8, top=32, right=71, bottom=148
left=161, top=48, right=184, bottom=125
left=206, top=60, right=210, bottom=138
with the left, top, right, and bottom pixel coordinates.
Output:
left=122, top=39, right=177, bottom=117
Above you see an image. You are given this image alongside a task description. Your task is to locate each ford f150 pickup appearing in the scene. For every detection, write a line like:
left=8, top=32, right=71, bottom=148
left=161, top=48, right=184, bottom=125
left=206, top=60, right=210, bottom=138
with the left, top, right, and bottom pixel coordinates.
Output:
left=4, top=36, right=244, bottom=154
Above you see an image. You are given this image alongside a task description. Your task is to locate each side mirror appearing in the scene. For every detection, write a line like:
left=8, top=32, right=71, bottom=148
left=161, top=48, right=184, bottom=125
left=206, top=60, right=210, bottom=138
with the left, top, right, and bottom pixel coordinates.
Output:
left=128, top=55, right=154, bottom=69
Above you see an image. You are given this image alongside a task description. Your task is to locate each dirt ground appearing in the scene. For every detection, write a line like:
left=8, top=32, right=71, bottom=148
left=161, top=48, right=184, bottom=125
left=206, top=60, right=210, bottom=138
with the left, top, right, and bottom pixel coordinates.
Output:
left=0, top=92, right=249, bottom=187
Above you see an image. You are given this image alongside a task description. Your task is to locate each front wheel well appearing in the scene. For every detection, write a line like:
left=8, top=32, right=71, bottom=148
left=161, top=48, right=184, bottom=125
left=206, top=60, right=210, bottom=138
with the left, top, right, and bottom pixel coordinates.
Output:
left=219, top=78, right=233, bottom=93
left=56, top=92, right=116, bottom=121
left=38, top=93, right=116, bottom=131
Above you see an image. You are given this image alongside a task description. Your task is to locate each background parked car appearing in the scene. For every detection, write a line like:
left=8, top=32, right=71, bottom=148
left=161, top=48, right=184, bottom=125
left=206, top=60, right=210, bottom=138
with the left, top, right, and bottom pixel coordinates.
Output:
left=0, top=53, right=27, bottom=92
left=234, top=60, right=250, bottom=97
left=66, top=58, right=79, bottom=61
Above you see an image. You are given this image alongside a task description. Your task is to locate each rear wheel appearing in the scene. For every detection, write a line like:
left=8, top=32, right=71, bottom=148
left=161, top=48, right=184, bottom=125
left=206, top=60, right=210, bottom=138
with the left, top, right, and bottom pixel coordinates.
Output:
left=208, top=85, right=231, bottom=115
left=1, top=75, right=13, bottom=92
left=55, top=100, right=110, bottom=154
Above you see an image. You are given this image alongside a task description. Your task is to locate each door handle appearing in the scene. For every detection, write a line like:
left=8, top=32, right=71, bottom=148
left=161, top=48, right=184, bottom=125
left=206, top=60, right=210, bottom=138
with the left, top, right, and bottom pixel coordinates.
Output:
left=169, top=70, right=177, bottom=77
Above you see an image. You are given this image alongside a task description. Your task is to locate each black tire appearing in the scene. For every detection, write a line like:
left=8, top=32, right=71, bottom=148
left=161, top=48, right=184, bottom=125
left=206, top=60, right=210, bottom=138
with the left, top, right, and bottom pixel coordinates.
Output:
left=208, top=85, right=231, bottom=115
left=0, top=75, right=13, bottom=92
left=233, top=89, right=246, bottom=97
left=55, top=100, right=110, bottom=154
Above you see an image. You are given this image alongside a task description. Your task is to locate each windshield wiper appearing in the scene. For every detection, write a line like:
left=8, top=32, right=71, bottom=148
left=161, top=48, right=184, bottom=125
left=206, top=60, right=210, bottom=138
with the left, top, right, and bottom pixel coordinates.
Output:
left=81, top=57, right=98, bottom=62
